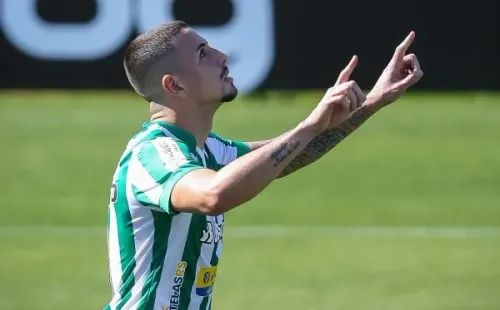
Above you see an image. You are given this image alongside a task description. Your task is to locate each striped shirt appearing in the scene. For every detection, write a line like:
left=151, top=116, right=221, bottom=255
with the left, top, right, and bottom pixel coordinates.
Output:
left=104, top=120, right=249, bottom=310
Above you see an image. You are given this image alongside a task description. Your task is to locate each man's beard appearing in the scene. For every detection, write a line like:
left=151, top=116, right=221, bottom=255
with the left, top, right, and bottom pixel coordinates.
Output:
left=220, top=84, right=238, bottom=103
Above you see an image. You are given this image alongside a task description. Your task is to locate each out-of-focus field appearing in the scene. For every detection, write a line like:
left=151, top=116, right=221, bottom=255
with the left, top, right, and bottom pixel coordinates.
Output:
left=0, top=91, right=499, bottom=310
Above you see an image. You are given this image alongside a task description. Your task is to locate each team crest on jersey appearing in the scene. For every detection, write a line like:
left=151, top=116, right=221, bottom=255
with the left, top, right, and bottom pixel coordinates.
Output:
left=195, top=266, right=218, bottom=296
left=169, top=261, right=187, bottom=310
left=200, top=221, right=223, bottom=244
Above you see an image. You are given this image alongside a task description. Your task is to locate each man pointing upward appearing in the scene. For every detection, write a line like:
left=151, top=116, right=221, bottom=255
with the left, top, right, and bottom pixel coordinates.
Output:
left=104, top=21, right=422, bottom=309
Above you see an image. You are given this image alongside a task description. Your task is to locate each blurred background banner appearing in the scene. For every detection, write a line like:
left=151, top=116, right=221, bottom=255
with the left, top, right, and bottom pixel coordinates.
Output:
left=1, top=0, right=499, bottom=93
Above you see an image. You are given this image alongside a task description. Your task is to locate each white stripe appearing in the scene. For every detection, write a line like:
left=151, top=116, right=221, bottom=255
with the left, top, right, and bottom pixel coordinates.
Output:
left=120, top=172, right=156, bottom=309
left=1, top=226, right=500, bottom=238
left=153, top=213, right=193, bottom=309
left=107, top=203, right=122, bottom=308
left=205, top=137, right=237, bottom=166
left=128, top=150, right=164, bottom=209
left=196, top=147, right=207, bottom=167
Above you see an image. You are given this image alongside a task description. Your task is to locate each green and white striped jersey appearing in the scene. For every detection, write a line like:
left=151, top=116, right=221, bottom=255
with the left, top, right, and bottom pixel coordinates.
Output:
left=104, top=120, right=249, bottom=310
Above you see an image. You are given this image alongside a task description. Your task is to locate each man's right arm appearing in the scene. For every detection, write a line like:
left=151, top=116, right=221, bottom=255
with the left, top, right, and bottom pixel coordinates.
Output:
left=169, top=122, right=316, bottom=215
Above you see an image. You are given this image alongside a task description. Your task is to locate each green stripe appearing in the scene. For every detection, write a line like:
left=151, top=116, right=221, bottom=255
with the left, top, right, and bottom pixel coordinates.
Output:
left=200, top=216, right=222, bottom=309
left=114, top=153, right=136, bottom=310
left=178, top=215, right=207, bottom=310
left=139, top=211, right=173, bottom=309
left=200, top=298, right=208, bottom=310
left=132, top=185, right=158, bottom=209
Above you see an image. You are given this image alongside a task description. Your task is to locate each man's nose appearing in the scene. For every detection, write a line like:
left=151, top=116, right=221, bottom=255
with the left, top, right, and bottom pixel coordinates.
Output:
left=214, top=48, right=228, bottom=66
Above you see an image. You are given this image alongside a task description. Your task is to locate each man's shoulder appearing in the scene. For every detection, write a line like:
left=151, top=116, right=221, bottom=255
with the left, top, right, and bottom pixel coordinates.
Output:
left=121, top=125, right=185, bottom=162
left=126, top=135, right=195, bottom=178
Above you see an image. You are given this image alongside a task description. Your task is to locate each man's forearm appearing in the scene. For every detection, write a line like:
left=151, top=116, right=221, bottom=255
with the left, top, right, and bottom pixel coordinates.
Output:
left=278, top=104, right=378, bottom=178
left=210, top=122, right=316, bottom=212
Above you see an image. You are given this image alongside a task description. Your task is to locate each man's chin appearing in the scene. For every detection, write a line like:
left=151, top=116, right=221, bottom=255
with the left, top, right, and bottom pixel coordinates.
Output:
left=221, top=85, right=238, bottom=103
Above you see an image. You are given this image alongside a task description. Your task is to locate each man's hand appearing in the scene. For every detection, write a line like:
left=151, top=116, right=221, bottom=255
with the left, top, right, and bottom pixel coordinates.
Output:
left=366, top=31, right=424, bottom=109
left=304, top=55, right=366, bottom=134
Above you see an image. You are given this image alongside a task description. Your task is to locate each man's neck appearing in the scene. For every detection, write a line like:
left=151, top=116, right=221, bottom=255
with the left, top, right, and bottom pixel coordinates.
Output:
left=150, top=102, right=215, bottom=148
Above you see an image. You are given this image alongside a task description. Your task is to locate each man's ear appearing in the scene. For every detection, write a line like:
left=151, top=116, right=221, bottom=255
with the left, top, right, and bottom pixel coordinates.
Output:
left=162, top=74, right=185, bottom=95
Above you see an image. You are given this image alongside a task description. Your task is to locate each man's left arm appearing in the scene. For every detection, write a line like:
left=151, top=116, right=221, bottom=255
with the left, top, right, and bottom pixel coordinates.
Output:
left=244, top=103, right=377, bottom=178
left=245, top=30, right=424, bottom=178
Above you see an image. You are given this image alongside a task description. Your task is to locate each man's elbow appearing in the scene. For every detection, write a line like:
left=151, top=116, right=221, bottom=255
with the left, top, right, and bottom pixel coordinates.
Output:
left=198, top=190, right=231, bottom=216
left=172, top=180, right=241, bottom=216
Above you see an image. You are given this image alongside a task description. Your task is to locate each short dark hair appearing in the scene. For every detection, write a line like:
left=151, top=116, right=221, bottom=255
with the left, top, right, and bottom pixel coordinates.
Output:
left=124, top=20, right=188, bottom=102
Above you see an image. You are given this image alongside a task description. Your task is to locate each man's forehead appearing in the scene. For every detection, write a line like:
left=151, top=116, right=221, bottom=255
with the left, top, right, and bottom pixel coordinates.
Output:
left=175, top=28, right=207, bottom=51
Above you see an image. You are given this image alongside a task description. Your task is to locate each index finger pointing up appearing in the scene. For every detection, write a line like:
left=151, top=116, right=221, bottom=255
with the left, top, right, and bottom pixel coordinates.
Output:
left=334, top=55, right=358, bottom=86
left=392, top=31, right=416, bottom=62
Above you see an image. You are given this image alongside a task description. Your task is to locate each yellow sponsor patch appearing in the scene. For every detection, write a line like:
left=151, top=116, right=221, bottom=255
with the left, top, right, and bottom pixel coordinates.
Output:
left=195, top=266, right=217, bottom=296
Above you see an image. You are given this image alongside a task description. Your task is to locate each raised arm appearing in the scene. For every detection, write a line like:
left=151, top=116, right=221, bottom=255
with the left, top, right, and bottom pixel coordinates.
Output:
left=279, top=103, right=376, bottom=177
left=241, top=102, right=376, bottom=178
left=246, top=31, right=424, bottom=178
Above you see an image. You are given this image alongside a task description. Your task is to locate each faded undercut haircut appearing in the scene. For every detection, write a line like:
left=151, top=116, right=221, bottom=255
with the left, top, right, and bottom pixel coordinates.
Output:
left=124, top=20, right=188, bottom=102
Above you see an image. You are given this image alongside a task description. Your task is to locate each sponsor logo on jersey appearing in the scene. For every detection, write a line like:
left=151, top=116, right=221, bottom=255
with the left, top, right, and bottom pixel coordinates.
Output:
left=195, top=266, right=217, bottom=296
left=200, top=221, right=223, bottom=244
left=156, top=138, right=189, bottom=168
left=169, top=261, right=187, bottom=310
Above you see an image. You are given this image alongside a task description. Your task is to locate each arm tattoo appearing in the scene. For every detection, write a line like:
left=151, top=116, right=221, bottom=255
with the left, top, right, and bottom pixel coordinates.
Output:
left=279, top=106, right=376, bottom=177
left=270, top=140, right=301, bottom=167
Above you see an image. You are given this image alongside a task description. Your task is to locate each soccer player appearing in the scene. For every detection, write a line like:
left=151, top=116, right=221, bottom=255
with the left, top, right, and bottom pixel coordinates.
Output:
left=104, top=21, right=422, bottom=309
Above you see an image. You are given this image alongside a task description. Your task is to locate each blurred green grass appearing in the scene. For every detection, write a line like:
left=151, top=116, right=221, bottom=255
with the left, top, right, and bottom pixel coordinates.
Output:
left=0, top=90, right=499, bottom=309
